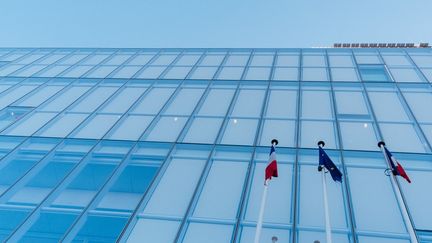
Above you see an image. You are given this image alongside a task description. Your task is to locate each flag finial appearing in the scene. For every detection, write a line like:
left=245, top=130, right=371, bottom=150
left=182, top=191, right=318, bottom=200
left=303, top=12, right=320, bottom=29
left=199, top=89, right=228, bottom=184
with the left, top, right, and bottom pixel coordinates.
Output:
left=378, top=141, right=386, bottom=147
left=318, top=141, right=325, bottom=147
left=271, top=139, right=279, bottom=146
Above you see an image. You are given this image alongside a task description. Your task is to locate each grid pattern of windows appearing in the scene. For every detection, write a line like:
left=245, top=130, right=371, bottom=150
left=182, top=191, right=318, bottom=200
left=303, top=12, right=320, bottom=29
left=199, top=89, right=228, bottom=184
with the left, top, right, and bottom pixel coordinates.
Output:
left=0, top=48, right=431, bottom=243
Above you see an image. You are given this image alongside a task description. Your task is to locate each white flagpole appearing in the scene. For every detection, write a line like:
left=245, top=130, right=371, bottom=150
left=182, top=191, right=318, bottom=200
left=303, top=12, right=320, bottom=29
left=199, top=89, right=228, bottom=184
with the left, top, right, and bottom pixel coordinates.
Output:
left=254, top=179, right=269, bottom=243
left=318, top=141, right=332, bottom=243
left=378, top=141, right=418, bottom=243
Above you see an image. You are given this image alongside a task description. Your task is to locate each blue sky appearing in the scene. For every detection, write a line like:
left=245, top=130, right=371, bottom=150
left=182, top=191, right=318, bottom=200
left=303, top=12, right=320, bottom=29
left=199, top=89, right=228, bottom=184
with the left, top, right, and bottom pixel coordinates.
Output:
left=0, top=0, right=431, bottom=48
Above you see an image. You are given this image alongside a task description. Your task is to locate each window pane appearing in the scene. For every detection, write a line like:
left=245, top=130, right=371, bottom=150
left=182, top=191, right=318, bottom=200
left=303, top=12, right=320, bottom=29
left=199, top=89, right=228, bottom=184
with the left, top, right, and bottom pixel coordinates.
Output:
left=221, top=119, right=258, bottom=145
left=355, top=55, right=382, bottom=64
left=300, top=121, right=337, bottom=149
left=266, top=89, right=297, bottom=118
left=244, top=67, right=271, bottom=80
left=0, top=85, right=38, bottom=110
left=107, top=115, right=153, bottom=140
left=101, top=87, right=147, bottom=114
left=302, top=55, right=326, bottom=67
left=390, top=68, right=423, bottom=82
left=231, top=89, right=266, bottom=117
left=403, top=92, right=432, bottom=122
left=70, top=86, right=119, bottom=113
left=301, top=90, right=332, bottom=119
left=239, top=227, right=290, bottom=243
left=105, top=54, right=132, bottom=65
left=128, top=54, right=154, bottom=65
left=13, top=65, right=48, bottom=77
left=382, top=55, right=412, bottom=66
left=35, top=65, right=70, bottom=77
left=217, top=67, right=244, bottom=80
left=198, top=89, right=235, bottom=116
left=359, top=65, right=390, bottom=82
left=111, top=66, right=141, bottom=78
left=339, top=122, right=378, bottom=151
left=182, top=223, right=233, bottom=243
left=273, top=67, right=298, bottom=81
left=224, top=55, right=249, bottom=66
left=60, top=65, right=93, bottom=78
left=164, top=88, right=204, bottom=115
left=57, top=54, right=88, bottom=65
left=16, top=85, right=64, bottom=107
left=41, top=86, right=91, bottom=112
left=151, top=54, right=178, bottom=65
left=259, top=120, right=295, bottom=147
left=276, top=55, right=299, bottom=66
left=136, top=66, right=166, bottom=79
left=380, top=123, right=426, bottom=153
left=250, top=55, right=273, bottom=66
left=368, top=91, right=409, bottom=122
left=410, top=55, right=432, bottom=68
left=38, top=113, right=88, bottom=138
left=183, top=118, right=223, bottom=144
left=72, top=114, right=120, bottom=139
left=302, top=68, right=328, bottom=81
left=199, top=55, right=225, bottom=66
left=331, top=68, right=359, bottom=81
left=328, top=55, right=354, bottom=67
left=0, top=65, right=25, bottom=76
left=189, top=67, right=218, bottom=79
left=162, top=66, right=192, bottom=79
left=81, top=54, right=110, bottom=65
left=127, top=219, right=180, bottom=243
left=335, top=91, right=369, bottom=116
left=145, top=116, right=187, bottom=142
left=85, top=66, right=118, bottom=78
left=174, top=54, right=201, bottom=66
left=132, top=88, right=175, bottom=115
left=4, top=112, right=57, bottom=136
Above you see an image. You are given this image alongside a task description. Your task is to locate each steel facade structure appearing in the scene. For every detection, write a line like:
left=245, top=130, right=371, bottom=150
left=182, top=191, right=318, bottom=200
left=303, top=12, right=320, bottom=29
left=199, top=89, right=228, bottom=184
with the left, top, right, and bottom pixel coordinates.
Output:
left=0, top=48, right=431, bottom=242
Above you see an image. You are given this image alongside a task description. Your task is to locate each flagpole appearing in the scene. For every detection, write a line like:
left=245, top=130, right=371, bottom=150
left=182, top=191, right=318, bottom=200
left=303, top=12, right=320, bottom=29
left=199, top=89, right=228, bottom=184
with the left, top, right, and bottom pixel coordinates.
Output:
left=378, top=141, right=418, bottom=243
left=318, top=141, right=332, bottom=243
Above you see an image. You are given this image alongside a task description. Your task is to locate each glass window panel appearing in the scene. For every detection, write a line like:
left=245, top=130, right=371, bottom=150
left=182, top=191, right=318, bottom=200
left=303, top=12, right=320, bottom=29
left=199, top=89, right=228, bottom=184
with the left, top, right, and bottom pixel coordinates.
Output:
left=85, top=66, right=118, bottom=78
left=300, top=121, right=337, bottom=149
left=355, top=55, right=382, bottom=64
left=298, top=231, right=349, bottom=243
left=0, top=85, right=38, bottom=110
left=339, top=121, right=378, bottom=151
left=390, top=68, right=423, bottom=82
left=15, top=54, right=45, bottom=64
left=301, top=90, right=332, bottom=119
left=37, top=113, right=88, bottom=138
left=128, top=54, right=154, bottom=65
left=224, top=55, right=249, bottom=66
left=410, top=55, right=432, bottom=68
left=151, top=54, right=178, bottom=65
left=35, top=65, right=70, bottom=77
left=132, top=87, right=175, bottom=115
left=189, top=66, right=218, bottom=79
left=199, top=55, right=225, bottom=66
left=331, top=68, right=359, bottom=81
left=0, top=209, right=31, bottom=242
left=57, top=54, right=88, bottom=65
left=164, top=88, right=204, bottom=115
left=182, top=223, right=233, bottom=243
left=198, top=89, right=235, bottom=116
left=217, top=67, right=244, bottom=80
left=359, top=65, right=390, bottom=82
left=162, top=66, right=192, bottom=79
left=348, top=166, right=407, bottom=233
left=144, top=158, right=206, bottom=216
left=16, top=85, right=64, bottom=107
left=13, top=65, right=48, bottom=77
left=259, top=120, right=295, bottom=147
left=73, top=215, right=127, bottom=242
left=368, top=92, right=410, bottom=122
left=276, top=55, right=299, bottom=66
left=183, top=118, right=223, bottom=144
left=72, top=114, right=120, bottom=139
left=104, top=54, right=132, bottom=65
left=41, top=86, right=91, bottom=112
left=358, top=236, right=409, bottom=243
left=231, top=89, right=265, bottom=117
left=302, top=55, right=326, bottom=67
left=382, top=55, right=412, bottom=66
left=265, top=90, right=297, bottom=118
left=421, top=68, right=432, bottom=82
left=250, top=55, right=274, bottom=66
left=193, top=160, right=247, bottom=219
left=102, top=87, right=147, bottom=113
left=80, top=54, right=110, bottom=65
left=146, top=116, right=187, bottom=142
left=127, top=219, right=180, bottom=243
left=245, top=163, right=292, bottom=223
left=0, top=64, right=25, bottom=76
left=108, top=115, right=153, bottom=141
left=4, top=112, right=57, bottom=136
left=244, top=67, right=271, bottom=80
left=175, top=54, right=201, bottom=66
left=335, top=91, right=368, bottom=115
left=0, top=53, right=25, bottom=62
left=136, top=66, right=166, bottom=79
left=380, top=123, right=426, bottom=153
left=273, top=67, right=298, bottom=81
left=0, top=107, right=32, bottom=131
left=302, top=68, right=328, bottom=81
left=239, top=227, right=290, bottom=243
left=70, top=86, right=119, bottom=113
left=221, top=118, right=258, bottom=145
left=111, top=66, right=141, bottom=78
left=36, top=54, right=66, bottom=65
left=421, top=124, right=432, bottom=146
left=403, top=92, right=432, bottom=122
left=328, top=55, right=355, bottom=67
left=60, top=65, right=93, bottom=78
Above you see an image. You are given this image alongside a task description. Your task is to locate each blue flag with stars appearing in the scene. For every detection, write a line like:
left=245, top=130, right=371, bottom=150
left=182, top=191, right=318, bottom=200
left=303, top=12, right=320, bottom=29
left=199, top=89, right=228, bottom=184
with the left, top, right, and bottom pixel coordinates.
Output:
left=318, top=147, right=343, bottom=182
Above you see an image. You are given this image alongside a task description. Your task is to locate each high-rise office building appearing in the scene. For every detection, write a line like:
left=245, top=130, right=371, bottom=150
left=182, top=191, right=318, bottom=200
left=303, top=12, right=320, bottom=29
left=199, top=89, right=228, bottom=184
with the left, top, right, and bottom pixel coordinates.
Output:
left=0, top=47, right=431, bottom=242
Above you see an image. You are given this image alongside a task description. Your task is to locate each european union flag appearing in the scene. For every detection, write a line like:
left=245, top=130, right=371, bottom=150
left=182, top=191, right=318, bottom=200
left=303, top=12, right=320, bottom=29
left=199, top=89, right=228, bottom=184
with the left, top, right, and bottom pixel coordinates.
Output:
left=318, top=147, right=343, bottom=182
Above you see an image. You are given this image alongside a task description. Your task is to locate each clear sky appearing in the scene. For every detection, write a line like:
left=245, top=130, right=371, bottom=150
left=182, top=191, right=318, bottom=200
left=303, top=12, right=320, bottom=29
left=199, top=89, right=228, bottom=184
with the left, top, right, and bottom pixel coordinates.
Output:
left=0, top=0, right=431, bottom=48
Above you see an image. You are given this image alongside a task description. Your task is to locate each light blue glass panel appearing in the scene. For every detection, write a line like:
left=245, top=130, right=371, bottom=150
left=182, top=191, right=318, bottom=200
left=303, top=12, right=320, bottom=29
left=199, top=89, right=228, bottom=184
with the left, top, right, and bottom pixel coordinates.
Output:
left=15, top=85, right=64, bottom=107
left=259, top=120, right=295, bottom=147
left=175, top=54, right=201, bottom=66
left=355, top=55, right=382, bottom=64
left=301, top=90, right=332, bottom=119
left=348, top=166, right=406, bottom=233
left=245, top=163, right=292, bottom=224
left=273, top=67, right=298, bottom=81
left=57, top=54, right=88, bottom=65
left=183, top=118, right=223, bottom=144
left=335, top=91, right=369, bottom=116
left=0, top=53, right=25, bottom=62
left=35, top=65, right=70, bottom=77
left=266, top=89, right=297, bottom=118
left=339, top=121, right=378, bottom=151
left=128, top=54, right=154, bottom=65
left=193, top=160, right=247, bottom=219
left=40, top=86, right=91, bottom=112
left=403, top=92, right=432, bottom=122
left=0, top=209, right=31, bottom=242
left=164, top=88, right=204, bottom=115
left=358, top=65, right=390, bottom=82
left=368, top=92, right=410, bottom=122
left=303, top=55, right=326, bottom=67
left=244, top=67, right=271, bottom=80
left=421, top=124, right=432, bottom=146
left=162, top=66, right=192, bottom=79
left=390, top=68, right=423, bottom=82
left=0, top=83, right=13, bottom=93
left=331, top=68, right=359, bottom=81
left=357, top=236, right=409, bottom=243
left=4, top=112, right=57, bottom=136
left=198, top=89, right=235, bottom=116
left=221, top=119, right=258, bottom=145
left=300, top=121, right=337, bottom=149
left=60, top=65, right=93, bottom=78
left=239, top=227, right=290, bottom=243
left=72, top=114, right=120, bottom=139
left=36, top=54, right=66, bottom=64
left=302, top=68, right=328, bottom=81
left=382, top=55, right=412, bottom=66
left=85, top=66, right=118, bottom=78
left=298, top=231, right=349, bottom=243
left=199, top=55, right=225, bottom=66
left=276, top=55, right=299, bottom=66
left=13, top=65, right=48, bottom=77
left=182, top=223, right=233, bottom=243
left=225, top=55, right=249, bottom=66
left=105, top=54, right=132, bottom=65
left=127, top=219, right=180, bottom=243
left=380, top=123, right=426, bottom=153
left=73, top=215, right=127, bottom=242
left=0, top=64, right=25, bottom=76
left=132, top=87, right=175, bottom=115
left=0, top=107, right=32, bottom=131
left=250, top=55, right=274, bottom=66
left=107, top=115, right=153, bottom=140
left=111, top=66, right=141, bottom=78
left=329, top=55, right=355, bottom=67
left=70, top=86, right=119, bottom=113
left=299, top=164, right=346, bottom=228
left=136, top=66, right=166, bottom=79
left=151, top=54, right=178, bottom=65
left=144, top=158, right=206, bottom=216
left=80, top=54, right=110, bottom=65
left=217, top=67, right=244, bottom=80
left=421, top=68, right=432, bottom=82
left=410, top=55, right=432, bottom=68
left=189, top=66, right=218, bottom=79
left=37, top=113, right=88, bottom=137
left=231, top=89, right=265, bottom=117
left=146, top=116, right=187, bottom=142
left=0, top=85, right=38, bottom=109
left=15, top=54, right=45, bottom=64
left=101, top=87, right=147, bottom=113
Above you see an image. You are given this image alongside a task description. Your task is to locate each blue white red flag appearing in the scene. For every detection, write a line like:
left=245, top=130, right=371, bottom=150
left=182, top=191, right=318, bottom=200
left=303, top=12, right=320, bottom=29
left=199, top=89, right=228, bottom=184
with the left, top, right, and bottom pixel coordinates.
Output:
left=265, top=144, right=278, bottom=183
left=384, top=147, right=411, bottom=183
left=318, top=147, right=343, bottom=182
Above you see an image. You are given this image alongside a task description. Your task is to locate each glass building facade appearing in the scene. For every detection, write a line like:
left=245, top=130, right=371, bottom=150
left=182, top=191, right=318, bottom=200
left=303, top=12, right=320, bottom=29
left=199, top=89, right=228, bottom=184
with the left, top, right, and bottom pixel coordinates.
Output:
left=0, top=47, right=431, bottom=242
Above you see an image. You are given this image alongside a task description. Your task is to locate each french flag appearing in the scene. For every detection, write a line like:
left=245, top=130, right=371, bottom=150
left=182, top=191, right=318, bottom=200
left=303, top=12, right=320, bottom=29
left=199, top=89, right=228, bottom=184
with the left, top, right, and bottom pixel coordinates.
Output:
left=265, top=144, right=278, bottom=183
left=384, top=147, right=411, bottom=183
